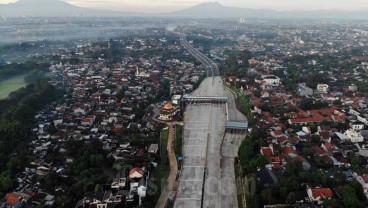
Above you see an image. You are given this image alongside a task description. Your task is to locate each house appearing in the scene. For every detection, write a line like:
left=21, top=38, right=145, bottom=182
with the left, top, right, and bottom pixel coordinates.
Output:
left=111, top=171, right=126, bottom=190
left=317, top=126, right=332, bottom=142
left=349, top=84, right=358, bottom=92
left=356, top=174, right=368, bottom=193
left=260, top=147, right=273, bottom=157
left=148, top=144, right=159, bottom=154
left=129, top=167, right=144, bottom=179
left=255, top=167, right=280, bottom=191
left=335, top=132, right=351, bottom=143
left=345, top=129, right=364, bottom=143
left=248, top=58, right=258, bottom=65
left=307, top=187, right=333, bottom=204
left=316, top=84, right=329, bottom=94
left=321, top=142, right=339, bottom=153
left=350, top=121, right=365, bottom=131
left=298, top=83, right=313, bottom=96
left=135, top=67, right=150, bottom=78
left=261, top=75, right=281, bottom=86
left=4, top=193, right=23, bottom=208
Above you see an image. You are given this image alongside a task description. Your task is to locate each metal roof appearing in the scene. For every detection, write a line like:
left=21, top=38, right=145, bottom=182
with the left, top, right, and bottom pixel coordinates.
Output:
left=182, top=95, right=228, bottom=101
left=226, top=121, right=248, bottom=130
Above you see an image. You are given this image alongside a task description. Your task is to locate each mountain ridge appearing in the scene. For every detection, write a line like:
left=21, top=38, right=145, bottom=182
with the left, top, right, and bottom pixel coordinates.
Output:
left=0, top=1, right=367, bottom=19
left=169, top=2, right=368, bottom=20
left=0, top=0, right=124, bottom=16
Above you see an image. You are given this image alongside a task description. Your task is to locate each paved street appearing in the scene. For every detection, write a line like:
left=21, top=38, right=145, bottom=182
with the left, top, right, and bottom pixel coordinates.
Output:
left=156, top=125, right=179, bottom=208
left=191, top=76, right=225, bottom=97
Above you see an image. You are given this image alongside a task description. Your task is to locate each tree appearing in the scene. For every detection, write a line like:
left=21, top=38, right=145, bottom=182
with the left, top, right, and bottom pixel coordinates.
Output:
left=342, top=185, right=363, bottom=208
left=324, top=198, right=343, bottom=208
left=246, top=194, right=260, bottom=208
left=286, top=192, right=296, bottom=205
left=260, top=184, right=276, bottom=205
left=255, top=155, right=268, bottom=168
left=0, top=174, right=12, bottom=195
left=286, top=161, right=303, bottom=175
left=280, top=186, right=289, bottom=199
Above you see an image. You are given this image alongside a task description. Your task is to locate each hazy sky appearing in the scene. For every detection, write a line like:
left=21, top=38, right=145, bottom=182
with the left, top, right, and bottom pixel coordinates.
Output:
left=0, top=0, right=367, bottom=12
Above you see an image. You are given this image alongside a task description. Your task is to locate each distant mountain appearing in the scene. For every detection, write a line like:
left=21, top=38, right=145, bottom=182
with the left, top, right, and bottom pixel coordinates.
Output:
left=0, top=0, right=122, bottom=16
left=1, top=0, right=367, bottom=19
left=170, top=2, right=368, bottom=20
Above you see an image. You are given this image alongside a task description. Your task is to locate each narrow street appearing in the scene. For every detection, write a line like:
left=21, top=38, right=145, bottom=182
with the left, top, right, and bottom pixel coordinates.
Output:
left=156, top=124, right=179, bottom=208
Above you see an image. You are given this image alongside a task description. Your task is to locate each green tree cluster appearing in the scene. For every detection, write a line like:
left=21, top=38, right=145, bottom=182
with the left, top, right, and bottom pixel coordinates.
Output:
left=0, top=78, right=63, bottom=192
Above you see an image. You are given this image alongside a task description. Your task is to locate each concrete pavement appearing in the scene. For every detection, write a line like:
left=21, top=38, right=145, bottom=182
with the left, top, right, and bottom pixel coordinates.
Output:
left=219, top=88, right=248, bottom=208
left=174, top=33, right=247, bottom=208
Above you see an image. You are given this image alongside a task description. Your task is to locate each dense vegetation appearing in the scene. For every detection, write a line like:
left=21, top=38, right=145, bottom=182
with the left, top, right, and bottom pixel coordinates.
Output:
left=0, top=61, right=49, bottom=81
left=47, top=138, right=113, bottom=208
left=223, top=50, right=252, bottom=77
left=0, top=78, right=64, bottom=196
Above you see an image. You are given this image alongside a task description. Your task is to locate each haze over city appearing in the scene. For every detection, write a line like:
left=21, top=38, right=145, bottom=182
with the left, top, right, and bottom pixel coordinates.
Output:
left=1, top=0, right=368, bottom=207
left=0, top=0, right=367, bottom=12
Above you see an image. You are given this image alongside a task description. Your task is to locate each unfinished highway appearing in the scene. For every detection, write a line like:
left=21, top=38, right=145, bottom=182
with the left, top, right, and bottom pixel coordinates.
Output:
left=174, top=33, right=247, bottom=208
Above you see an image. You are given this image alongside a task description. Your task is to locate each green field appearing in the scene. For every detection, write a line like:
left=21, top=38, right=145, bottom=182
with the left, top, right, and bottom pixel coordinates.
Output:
left=0, top=74, right=27, bottom=99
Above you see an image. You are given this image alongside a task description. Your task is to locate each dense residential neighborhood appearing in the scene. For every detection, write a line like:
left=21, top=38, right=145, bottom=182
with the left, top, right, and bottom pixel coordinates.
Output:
left=0, top=15, right=368, bottom=208
left=0, top=28, right=205, bottom=208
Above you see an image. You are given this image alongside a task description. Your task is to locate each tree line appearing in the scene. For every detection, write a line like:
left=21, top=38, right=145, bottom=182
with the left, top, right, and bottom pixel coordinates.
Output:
left=0, top=78, right=64, bottom=196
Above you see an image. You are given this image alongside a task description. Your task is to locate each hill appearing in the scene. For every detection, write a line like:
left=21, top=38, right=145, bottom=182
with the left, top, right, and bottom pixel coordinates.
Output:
left=170, top=2, right=368, bottom=20
left=0, top=0, right=120, bottom=16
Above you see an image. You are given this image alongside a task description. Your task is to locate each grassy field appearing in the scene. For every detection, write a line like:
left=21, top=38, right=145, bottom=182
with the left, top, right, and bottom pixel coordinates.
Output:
left=0, top=74, right=27, bottom=99
left=175, top=124, right=183, bottom=170
left=144, top=128, right=170, bottom=206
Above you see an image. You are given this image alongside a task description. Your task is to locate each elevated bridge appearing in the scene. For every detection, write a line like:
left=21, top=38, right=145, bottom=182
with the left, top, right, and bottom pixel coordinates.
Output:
left=225, top=121, right=248, bottom=133
left=181, top=95, right=228, bottom=104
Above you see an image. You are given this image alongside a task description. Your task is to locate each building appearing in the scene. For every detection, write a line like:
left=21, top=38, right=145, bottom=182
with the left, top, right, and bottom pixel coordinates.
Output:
left=316, top=84, right=329, bottom=94
left=356, top=174, right=368, bottom=193
left=135, top=67, right=150, bottom=78
left=261, top=75, right=281, bottom=86
left=350, top=121, right=365, bottom=131
left=171, top=95, right=182, bottom=105
left=307, top=187, right=333, bottom=204
left=158, top=103, right=179, bottom=121
left=298, top=83, right=313, bottom=96
left=3, top=193, right=23, bottom=208
left=345, top=129, right=364, bottom=143
left=349, top=84, right=358, bottom=92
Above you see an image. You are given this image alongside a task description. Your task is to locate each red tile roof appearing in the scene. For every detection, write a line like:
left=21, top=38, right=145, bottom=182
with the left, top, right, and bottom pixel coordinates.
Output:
left=311, top=188, right=333, bottom=199
left=273, top=130, right=283, bottom=136
left=283, top=146, right=297, bottom=155
left=5, top=193, right=22, bottom=206
left=319, top=131, right=331, bottom=139
left=129, top=167, right=143, bottom=178
left=268, top=156, right=280, bottom=163
left=272, top=163, right=282, bottom=169
left=361, top=174, right=368, bottom=183
left=261, top=147, right=273, bottom=157
left=278, top=136, right=289, bottom=144
left=311, top=146, right=328, bottom=156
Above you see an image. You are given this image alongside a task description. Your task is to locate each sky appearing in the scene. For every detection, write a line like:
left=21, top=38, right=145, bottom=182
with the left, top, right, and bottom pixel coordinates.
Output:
left=0, top=0, right=367, bottom=12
